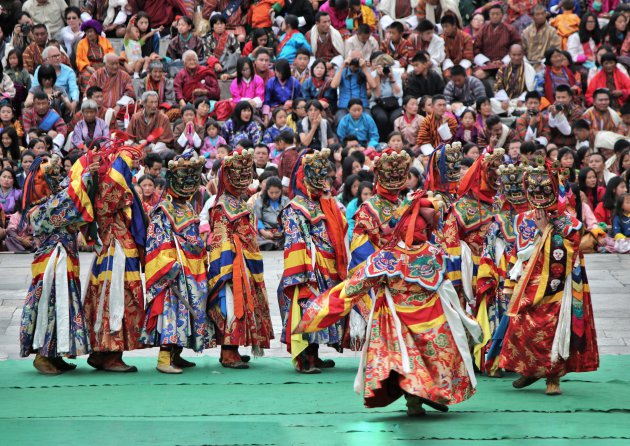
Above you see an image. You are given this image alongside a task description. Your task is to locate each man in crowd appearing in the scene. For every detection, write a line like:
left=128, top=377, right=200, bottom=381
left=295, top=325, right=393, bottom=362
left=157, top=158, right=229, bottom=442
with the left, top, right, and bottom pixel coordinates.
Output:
left=383, top=21, right=415, bottom=69
left=582, top=88, right=622, bottom=134
left=33, top=46, right=79, bottom=114
left=403, top=51, right=445, bottom=98
left=173, top=50, right=220, bottom=107
left=479, top=115, right=515, bottom=149
left=344, top=24, right=379, bottom=62
left=416, top=94, right=458, bottom=154
left=514, top=91, right=551, bottom=146
left=521, top=5, right=562, bottom=69
left=443, top=65, right=486, bottom=105
left=253, top=49, right=274, bottom=83
left=473, top=4, right=521, bottom=76
left=589, top=151, right=616, bottom=186
left=305, top=12, right=344, bottom=65
left=128, top=91, right=174, bottom=152
left=548, top=84, right=584, bottom=146
left=586, top=52, right=630, bottom=110
left=331, top=50, right=378, bottom=125
left=441, top=14, right=473, bottom=74
left=87, top=53, right=136, bottom=114
left=409, top=19, right=445, bottom=70
left=22, top=23, right=48, bottom=74
left=22, top=0, right=65, bottom=38
left=23, top=91, right=67, bottom=150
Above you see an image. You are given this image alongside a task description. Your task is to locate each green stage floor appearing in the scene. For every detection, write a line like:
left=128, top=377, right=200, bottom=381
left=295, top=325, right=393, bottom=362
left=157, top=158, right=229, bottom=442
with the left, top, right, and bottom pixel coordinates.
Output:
left=1, top=355, right=629, bottom=445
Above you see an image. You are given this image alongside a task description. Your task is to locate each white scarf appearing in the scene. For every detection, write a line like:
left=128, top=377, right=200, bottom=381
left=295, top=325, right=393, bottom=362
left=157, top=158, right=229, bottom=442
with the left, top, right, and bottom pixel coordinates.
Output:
left=309, top=25, right=344, bottom=57
left=301, top=116, right=328, bottom=148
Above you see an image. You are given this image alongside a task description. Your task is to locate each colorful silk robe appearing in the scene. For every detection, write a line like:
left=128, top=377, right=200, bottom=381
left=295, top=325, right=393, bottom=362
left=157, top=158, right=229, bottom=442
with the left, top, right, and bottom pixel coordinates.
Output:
left=83, top=155, right=147, bottom=352
left=474, top=203, right=522, bottom=373
left=141, top=198, right=209, bottom=351
left=279, top=195, right=346, bottom=358
left=20, top=168, right=95, bottom=358
left=296, top=243, right=481, bottom=408
left=207, top=193, right=273, bottom=353
left=498, top=211, right=599, bottom=378
left=443, top=195, right=494, bottom=311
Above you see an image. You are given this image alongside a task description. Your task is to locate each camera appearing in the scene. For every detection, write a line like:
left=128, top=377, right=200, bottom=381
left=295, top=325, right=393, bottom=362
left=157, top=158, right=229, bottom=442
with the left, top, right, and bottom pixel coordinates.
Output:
left=555, top=103, right=565, bottom=113
left=383, top=66, right=391, bottom=75
left=21, top=24, right=31, bottom=34
left=528, top=109, right=539, bottom=116
left=350, top=58, right=360, bottom=67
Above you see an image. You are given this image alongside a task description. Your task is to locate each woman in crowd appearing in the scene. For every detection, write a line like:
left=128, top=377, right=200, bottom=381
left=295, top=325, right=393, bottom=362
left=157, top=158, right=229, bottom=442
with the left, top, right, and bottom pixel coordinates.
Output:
left=337, top=98, right=380, bottom=152
left=276, top=15, right=311, bottom=64
left=242, top=29, right=273, bottom=58
left=25, top=64, right=73, bottom=122
left=264, top=58, right=302, bottom=110
left=464, top=12, right=485, bottom=42
left=137, top=174, right=160, bottom=213
left=0, top=127, right=22, bottom=161
left=58, top=6, right=84, bottom=55
left=346, top=180, right=373, bottom=238
left=166, top=16, right=204, bottom=62
left=579, top=166, right=606, bottom=214
left=337, top=173, right=360, bottom=208
left=536, top=48, right=581, bottom=103
left=203, top=15, right=241, bottom=80
left=602, top=12, right=627, bottom=54
left=230, top=57, right=265, bottom=112
left=70, top=99, right=109, bottom=150
left=75, top=20, right=114, bottom=93
left=222, top=101, right=263, bottom=147
left=135, top=11, right=161, bottom=59
left=301, top=59, right=336, bottom=117
left=594, top=176, right=628, bottom=226
left=5, top=50, right=30, bottom=113
left=253, top=176, right=289, bottom=251
left=298, top=99, right=335, bottom=152
left=0, top=167, right=20, bottom=218
left=394, top=96, right=423, bottom=153
left=567, top=12, right=600, bottom=90
left=369, top=53, right=402, bottom=142
left=287, top=97, right=307, bottom=132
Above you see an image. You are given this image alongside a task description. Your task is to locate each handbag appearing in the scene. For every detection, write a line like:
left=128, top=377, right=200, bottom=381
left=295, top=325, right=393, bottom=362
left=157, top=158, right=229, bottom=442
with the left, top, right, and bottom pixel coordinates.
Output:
left=377, top=96, right=400, bottom=111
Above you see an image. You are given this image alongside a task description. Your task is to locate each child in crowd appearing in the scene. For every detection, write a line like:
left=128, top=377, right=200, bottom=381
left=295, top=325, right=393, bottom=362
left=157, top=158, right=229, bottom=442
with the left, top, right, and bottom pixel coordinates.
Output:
left=201, top=120, right=227, bottom=168
left=123, top=16, right=161, bottom=77
left=263, top=108, right=292, bottom=147
left=216, top=144, right=231, bottom=160
left=291, top=48, right=311, bottom=84
left=337, top=98, right=380, bottom=151
left=454, top=108, right=479, bottom=144
left=613, top=193, right=630, bottom=253
left=166, top=16, right=204, bottom=62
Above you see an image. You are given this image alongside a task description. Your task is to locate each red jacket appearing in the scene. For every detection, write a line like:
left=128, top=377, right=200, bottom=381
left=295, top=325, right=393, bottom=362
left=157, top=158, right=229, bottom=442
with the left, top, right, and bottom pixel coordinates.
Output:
left=586, top=68, right=630, bottom=107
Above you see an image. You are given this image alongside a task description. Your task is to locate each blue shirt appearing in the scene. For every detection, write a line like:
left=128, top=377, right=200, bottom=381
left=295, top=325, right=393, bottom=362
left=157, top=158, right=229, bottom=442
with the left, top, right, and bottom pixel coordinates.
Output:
left=337, top=112, right=380, bottom=148
left=277, top=32, right=312, bottom=65
left=337, top=67, right=369, bottom=109
left=32, top=64, right=79, bottom=102
left=264, top=77, right=302, bottom=108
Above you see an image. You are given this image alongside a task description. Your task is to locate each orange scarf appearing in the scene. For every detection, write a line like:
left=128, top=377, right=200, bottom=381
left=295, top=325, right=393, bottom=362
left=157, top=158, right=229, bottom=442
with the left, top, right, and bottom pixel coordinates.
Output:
left=320, top=196, right=348, bottom=280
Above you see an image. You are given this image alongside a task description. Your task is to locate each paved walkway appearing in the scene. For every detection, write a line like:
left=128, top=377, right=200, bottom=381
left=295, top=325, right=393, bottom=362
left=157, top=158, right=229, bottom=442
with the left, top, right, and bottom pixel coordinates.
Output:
left=0, top=252, right=629, bottom=360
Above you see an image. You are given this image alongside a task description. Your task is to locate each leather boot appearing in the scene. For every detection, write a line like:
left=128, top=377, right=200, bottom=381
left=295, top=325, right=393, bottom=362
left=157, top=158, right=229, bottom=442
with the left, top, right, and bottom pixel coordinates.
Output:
left=404, top=394, right=426, bottom=417
left=512, top=375, right=540, bottom=389
left=295, top=346, right=321, bottom=374
left=33, top=354, right=63, bottom=375
left=102, top=352, right=138, bottom=373
left=52, top=357, right=77, bottom=371
left=172, top=347, right=196, bottom=368
left=156, top=349, right=183, bottom=374
left=220, top=346, right=249, bottom=369
left=546, top=377, right=562, bottom=395
left=312, top=344, right=335, bottom=368
left=87, top=352, right=104, bottom=370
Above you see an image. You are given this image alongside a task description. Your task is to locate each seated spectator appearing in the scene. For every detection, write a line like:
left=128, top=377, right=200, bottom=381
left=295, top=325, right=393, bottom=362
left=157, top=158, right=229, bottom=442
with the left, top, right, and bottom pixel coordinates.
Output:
left=473, top=4, right=521, bottom=76
left=11, top=12, right=35, bottom=54
left=137, top=174, right=160, bottom=213
left=478, top=115, right=515, bottom=149
left=263, top=108, right=292, bottom=146
left=305, top=11, right=344, bottom=65
left=567, top=12, right=600, bottom=76
left=416, top=94, right=458, bottom=155
left=298, top=99, right=335, bottom=151
left=253, top=49, right=274, bottom=84
left=0, top=127, right=21, bottom=162
left=337, top=173, right=360, bottom=208
left=69, top=86, right=115, bottom=131
left=444, top=64, right=486, bottom=106
left=4, top=201, right=33, bottom=253
left=137, top=152, right=163, bottom=180
left=550, top=0, right=581, bottom=50
left=242, top=29, right=274, bottom=58
left=203, top=15, right=241, bottom=80
left=222, top=101, right=263, bottom=147
left=230, top=57, right=265, bottom=111
left=166, top=16, right=203, bottom=63
left=602, top=12, right=627, bottom=54
left=22, top=0, right=65, bottom=43
left=173, top=105, right=205, bottom=154
left=135, top=11, right=162, bottom=60
left=75, top=20, right=114, bottom=93
left=514, top=91, right=551, bottom=146
left=33, top=45, right=79, bottom=113
left=493, top=44, right=536, bottom=115
left=594, top=176, right=627, bottom=225
left=275, top=130, right=300, bottom=189
left=277, top=15, right=312, bottom=65
left=579, top=166, right=605, bottom=210
left=122, top=16, right=162, bottom=78
left=441, top=14, right=474, bottom=74
left=254, top=176, right=289, bottom=251
left=548, top=84, right=584, bottom=147
left=409, top=20, right=444, bottom=70
left=582, top=88, right=621, bottom=134
left=403, top=51, right=445, bottom=99
left=331, top=50, right=378, bottom=125
left=291, top=48, right=312, bottom=84
left=302, top=59, right=337, bottom=116
left=337, top=98, right=380, bottom=151
left=173, top=50, right=220, bottom=107
left=22, top=23, right=50, bottom=75
left=521, top=5, right=562, bottom=68
left=454, top=108, right=479, bottom=145
left=23, top=91, right=67, bottom=151
left=535, top=48, right=581, bottom=103
left=345, top=180, right=372, bottom=239
left=0, top=167, right=20, bottom=215
left=58, top=6, right=84, bottom=55
left=344, top=24, right=379, bottom=62
left=253, top=144, right=277, bottom=176
left=201, top=119, right=226, bottom=167
left=586, top=52, right=630, bottom=109
left=589, top=151, right=616, bottom=186
left=369, top=53, right=403, bottom=139
left=70, top=99, right=109, bottom=151
left=264, top=58, right=302, bottom=111
left=15, top=150, right=35, bottom=188
left=127, top=91, right=174, bottom=152
left=346, top=0, right=377, bottom=34
left=5, top=49, right=31, bottom=112
left=394, top=96, right=423, bottom=152
left=26, top=64, right=73, bottom=122
left=134, top=60, right=176, bottom=111
left=612, top=193, right=630, bottom=253
left=87, top=53, right=136, bottom=114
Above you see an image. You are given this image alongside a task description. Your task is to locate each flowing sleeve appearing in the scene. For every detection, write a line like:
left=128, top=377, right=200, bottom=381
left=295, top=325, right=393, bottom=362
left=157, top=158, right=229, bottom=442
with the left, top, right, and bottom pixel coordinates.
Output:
left=207, top=205, right=236, bottom=299
left=295, top=265, right=380, bottom=334
left=281, top=205, right=315, bottom=296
